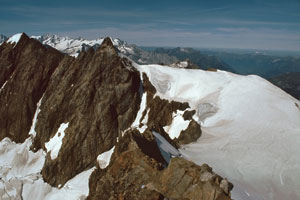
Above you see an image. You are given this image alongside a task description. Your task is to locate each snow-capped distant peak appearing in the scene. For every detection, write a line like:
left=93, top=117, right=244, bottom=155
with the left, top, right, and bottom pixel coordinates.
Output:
left=30, top=34, right=134, bottom=57
left=7, top=33, right=23, bottom=47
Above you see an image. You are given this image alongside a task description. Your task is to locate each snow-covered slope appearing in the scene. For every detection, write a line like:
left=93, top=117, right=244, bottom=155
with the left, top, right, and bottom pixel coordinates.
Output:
left=0, top=137, right=94, bottom=200
left=135, top=64, right=300, bottom=200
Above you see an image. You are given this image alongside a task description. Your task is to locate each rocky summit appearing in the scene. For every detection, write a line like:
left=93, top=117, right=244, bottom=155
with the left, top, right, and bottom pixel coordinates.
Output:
left=0, top=33, right=233, bottom=200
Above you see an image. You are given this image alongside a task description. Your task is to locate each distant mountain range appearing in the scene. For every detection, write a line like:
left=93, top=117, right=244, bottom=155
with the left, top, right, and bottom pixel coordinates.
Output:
left=0, top=34, right=235, bottom=70
left=154, top=47, right=235, bottom=72
left=31, top=34, right=178, bottom=64
left=200, top=50, right=300, bottom=78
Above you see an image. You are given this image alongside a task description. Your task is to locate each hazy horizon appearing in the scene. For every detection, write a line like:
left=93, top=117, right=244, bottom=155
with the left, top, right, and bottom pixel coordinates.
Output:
left=1, top=0, right=300, bottom=51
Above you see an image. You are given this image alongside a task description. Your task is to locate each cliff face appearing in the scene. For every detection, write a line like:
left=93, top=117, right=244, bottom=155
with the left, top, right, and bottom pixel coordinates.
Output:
left=0, top=33, right=233, bottom=199
left=0, top=33, right=64, bottom=143
left=88, top=130, right=232, bottom=200
left=32, top=38, right=142, bottom=186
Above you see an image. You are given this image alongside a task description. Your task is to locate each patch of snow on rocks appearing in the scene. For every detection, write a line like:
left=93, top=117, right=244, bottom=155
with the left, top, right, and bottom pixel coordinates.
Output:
left=97, top=146, right=115, bottom=169
left=45, top=122, right=69, bottom=160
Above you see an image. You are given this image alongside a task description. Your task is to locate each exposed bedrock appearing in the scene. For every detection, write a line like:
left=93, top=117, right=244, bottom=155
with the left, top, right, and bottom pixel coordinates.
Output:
left=31, top=38, right=141, bottom=186
left=141, top=73, right=202, bottom=146
left=0, top=33, right=65, bottom=143
left=88, top=129, right=232, bottom=200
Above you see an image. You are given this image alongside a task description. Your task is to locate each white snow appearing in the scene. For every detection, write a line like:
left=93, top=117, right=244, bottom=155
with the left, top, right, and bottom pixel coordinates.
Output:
left=97, top=146, right=115, bottom=169
left=29, top=96, right=43, bottom=137
left=0, top=80, right=8, bottom=92
left=42, top=167, right=95, bottom=200
left=135, top=63, right=300, bottom=200
left=18, top=167, right=95, bottom=200
left=0, top=136, right=95, bottom=200
left=7, top=33, right=23, bottom=47
left=131, top=92, right=149, bottom=133
left=45, top=122, right=69, bottom=160
left=163, top=110, right=190, bottom=139
left=132, top=92, right=147, bottom=128
left=0, top=137, right=45, bottom=181
left=31, top=35, right=104, bottom=57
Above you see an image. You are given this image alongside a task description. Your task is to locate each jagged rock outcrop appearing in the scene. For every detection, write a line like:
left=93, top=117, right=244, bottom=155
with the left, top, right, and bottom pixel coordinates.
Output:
left=141, top=73, right=202, bottom=146
left=88, top=129, right=232, bottom=200
left=0, top=33, right=65, bottom=143
left=31, top=37, right=141, bottom=186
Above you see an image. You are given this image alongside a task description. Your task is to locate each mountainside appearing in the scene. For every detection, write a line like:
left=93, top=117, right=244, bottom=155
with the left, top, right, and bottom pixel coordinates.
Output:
left=154, top=47, right=235, bottom=72
left=269, top=72, right=300, bottom=100
left=1, top=33, right=300, bottom=200
left=0, top=33, right=232, bottom=200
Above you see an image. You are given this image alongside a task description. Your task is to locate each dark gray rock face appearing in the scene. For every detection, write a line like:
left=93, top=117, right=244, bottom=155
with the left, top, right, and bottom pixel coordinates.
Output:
left=0, top=33, right=64, bottom=143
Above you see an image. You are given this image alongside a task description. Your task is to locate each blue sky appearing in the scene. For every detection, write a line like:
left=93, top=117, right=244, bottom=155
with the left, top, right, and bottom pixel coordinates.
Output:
left=1, top=0, right=300, bottom=50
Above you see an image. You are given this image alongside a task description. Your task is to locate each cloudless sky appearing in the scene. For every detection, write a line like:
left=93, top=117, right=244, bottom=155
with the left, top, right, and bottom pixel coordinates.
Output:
left=1, top=0, right=300, bottom=50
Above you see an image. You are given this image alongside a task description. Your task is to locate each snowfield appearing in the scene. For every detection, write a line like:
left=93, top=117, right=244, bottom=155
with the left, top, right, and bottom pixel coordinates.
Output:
left=135, top=64, right=300, bottom=200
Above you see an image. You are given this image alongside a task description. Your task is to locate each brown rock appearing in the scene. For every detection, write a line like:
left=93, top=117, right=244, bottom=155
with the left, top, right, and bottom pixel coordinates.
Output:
left=0, top=33, right=65, bottom=143
left=175, top=120, right=202, bottom=145
left=31, top=37, right=141, bottom=186
left=88, top=129, right=232, bottom=200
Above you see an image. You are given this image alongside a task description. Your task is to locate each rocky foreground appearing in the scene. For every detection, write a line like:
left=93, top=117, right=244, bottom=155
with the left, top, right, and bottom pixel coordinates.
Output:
left=0, top=33, right=232, bottom=199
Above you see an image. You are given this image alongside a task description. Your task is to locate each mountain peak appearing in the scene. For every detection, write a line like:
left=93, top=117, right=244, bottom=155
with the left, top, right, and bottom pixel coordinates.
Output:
left=5, top=32, right=30, bottom=48
left=98, top=37, right=118, bottom=56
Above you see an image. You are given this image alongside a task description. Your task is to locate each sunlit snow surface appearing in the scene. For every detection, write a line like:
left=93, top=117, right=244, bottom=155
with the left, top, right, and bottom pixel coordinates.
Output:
left=45, top=122, right=69, bottom=160
left=0, top=137, right=94, bottom=200
left=135, top=64, right=300, bottom=200
left=7, top=33, right=23, bottom=47
left=131, top=92, right=148, bottom=133
left=163, top=110, right=190, bottom=139
left=97, top=146, right=115, bottom=169
left=29, top=96, right=43, bottom=137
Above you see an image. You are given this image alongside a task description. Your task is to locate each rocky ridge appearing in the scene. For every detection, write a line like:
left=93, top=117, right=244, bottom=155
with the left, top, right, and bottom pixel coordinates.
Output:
left=88, top=130, right=232, bottom=200
left=0, top=33, right=232, bottom=199
left=0, top=33, right=64, bottom=143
